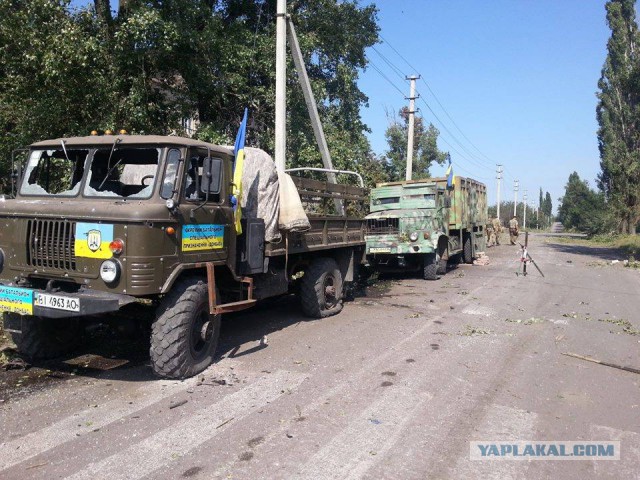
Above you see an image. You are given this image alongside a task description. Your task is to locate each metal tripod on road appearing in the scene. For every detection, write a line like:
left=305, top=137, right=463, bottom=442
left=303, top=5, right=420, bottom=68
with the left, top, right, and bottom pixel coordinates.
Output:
left=516, top=231, right=545, bottom=277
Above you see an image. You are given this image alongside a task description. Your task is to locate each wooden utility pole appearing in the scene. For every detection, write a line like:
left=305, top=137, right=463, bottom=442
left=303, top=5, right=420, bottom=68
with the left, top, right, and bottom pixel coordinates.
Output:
left=405, top=75, right=419, bottom=181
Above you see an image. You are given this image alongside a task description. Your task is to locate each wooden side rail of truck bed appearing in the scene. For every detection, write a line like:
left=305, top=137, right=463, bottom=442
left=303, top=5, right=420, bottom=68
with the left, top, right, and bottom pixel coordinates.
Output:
left=265, top=174, right=368, bottom=257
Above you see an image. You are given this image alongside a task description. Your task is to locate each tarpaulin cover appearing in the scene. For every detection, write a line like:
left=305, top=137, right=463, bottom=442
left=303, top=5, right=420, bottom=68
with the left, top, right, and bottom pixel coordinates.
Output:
left=239, top=147, right=282, bottom=243
left=277, top=170, right=311, bottom=232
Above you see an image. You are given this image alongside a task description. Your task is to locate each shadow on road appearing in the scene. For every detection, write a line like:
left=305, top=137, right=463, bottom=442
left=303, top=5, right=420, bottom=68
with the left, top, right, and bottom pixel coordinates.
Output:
left=1, top=285, right=385, bottom=395
left=544, top=241, right=627, bottom=262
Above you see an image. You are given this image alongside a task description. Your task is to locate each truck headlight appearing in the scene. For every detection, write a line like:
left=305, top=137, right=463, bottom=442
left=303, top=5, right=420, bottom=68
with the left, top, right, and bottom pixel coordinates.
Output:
left=409, top=232, right=419, bottom=242
left=100, top=260, right=121, bottom=284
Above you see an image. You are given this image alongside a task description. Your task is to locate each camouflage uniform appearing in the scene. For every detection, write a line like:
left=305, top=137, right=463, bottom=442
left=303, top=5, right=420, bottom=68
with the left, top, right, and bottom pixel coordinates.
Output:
left=491, top=217, right=502, bottom=245
left=486, top=223, right=496, bottom=247
left=509, top=217, right=519, bottom=245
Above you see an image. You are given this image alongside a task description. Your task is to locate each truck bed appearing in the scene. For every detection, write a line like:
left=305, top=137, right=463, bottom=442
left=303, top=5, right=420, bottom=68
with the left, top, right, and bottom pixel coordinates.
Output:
left=265, top=175, right=367, bottom=256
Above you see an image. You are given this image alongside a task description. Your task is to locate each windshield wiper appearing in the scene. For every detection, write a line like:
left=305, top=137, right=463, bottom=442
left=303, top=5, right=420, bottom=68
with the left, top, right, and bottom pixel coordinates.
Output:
left=97, top=137, right=122, bottom=190
left=60, top=140, right=71, bottom=162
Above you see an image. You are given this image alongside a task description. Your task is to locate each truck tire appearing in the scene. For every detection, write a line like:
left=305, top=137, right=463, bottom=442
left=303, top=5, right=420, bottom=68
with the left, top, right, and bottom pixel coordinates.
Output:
left=437, top=256, right=447, bottom=275
left=423, top=253, right=439, bottom=280
left=7, top=314, right=81, bottom=360
left=463, top=234, right=473, bottom=264
left=150, top=279, right=220, bottom=379
left=300, top=258, right=343, bottom=318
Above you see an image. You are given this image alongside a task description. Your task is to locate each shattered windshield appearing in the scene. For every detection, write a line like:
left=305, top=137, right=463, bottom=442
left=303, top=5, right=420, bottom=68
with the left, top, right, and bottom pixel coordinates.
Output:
left=84, top=147, right=161, bottom=199
left=20, top=148, right=88, bottom=196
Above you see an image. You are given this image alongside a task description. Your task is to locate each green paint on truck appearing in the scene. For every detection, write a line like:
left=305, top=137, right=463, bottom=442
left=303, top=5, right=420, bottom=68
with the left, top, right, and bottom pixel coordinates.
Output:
left=365, top=176, right=487, bottom=280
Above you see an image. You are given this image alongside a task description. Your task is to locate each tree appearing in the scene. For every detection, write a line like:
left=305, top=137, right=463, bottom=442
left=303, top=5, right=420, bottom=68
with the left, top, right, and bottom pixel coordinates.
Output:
left=0, top=0, right=381, bottom=193
left=539, top=187, right=543, bottom=212
left=383, top=107, right=449, bottom=181
left=543, top=192, right=552, bottom=218
left=558, top=172, right=611, bottom=235
left=596, top=0, right=640, bottom=234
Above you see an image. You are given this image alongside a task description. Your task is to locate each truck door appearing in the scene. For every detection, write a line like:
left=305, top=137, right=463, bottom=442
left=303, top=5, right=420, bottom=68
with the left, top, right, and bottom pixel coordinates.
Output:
left=177, top=148, right=234, bottom=264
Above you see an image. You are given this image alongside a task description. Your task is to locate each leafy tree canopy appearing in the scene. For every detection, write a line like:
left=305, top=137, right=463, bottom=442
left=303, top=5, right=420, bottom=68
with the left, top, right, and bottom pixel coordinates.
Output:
left=596, top=0, right=640, bottom=233
left=558, top=172, right=612, bottom=235
left=0, top=0, right=381, bottom=191
left=383, top=107, right=449, bottom=181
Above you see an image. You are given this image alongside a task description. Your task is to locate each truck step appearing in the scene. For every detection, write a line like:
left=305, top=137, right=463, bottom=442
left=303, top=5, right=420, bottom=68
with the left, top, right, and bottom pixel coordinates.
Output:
left=212, top=299, right=257, bottom=314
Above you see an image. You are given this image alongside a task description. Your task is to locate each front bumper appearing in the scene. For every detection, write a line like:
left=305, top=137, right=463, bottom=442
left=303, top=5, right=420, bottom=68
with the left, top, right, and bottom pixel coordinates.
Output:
left=365, top=236, right=435, bottom=255
left=0, top=284, right=137, bottom=319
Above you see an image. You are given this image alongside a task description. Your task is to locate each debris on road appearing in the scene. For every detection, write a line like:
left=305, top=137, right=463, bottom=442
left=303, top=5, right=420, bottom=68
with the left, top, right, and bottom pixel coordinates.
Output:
left=459, top=325, right=492, bottom=336
left=0, top=344, right=28, bottom=370
left=473, top=253, right=490, bottom=266
left=505, top=317, right=544, bottom=325
left=169, top=399, right=188, bottom=409
left=562, top=352, right=640, bottom=375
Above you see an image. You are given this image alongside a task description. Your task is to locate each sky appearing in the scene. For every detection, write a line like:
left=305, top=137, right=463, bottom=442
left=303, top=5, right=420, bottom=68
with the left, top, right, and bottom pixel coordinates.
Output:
left=357, top=0, right=616, bottom=213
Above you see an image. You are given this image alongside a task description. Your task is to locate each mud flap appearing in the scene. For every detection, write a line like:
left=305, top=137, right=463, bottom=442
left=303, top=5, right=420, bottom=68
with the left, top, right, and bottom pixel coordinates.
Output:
left=334, top=248, right=356, bottom=283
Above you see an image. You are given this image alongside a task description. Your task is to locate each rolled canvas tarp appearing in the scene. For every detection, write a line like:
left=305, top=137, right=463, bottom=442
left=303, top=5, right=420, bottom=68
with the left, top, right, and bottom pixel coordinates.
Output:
left=277, top=170, right=311, bottom=232
left=239, top=147, right=281, bottom=243
left=232, top=146, right=310, bottom=240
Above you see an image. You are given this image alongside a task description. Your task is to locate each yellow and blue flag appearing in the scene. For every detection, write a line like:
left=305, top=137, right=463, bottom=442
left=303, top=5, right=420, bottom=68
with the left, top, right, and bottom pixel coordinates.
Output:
left=445, top=159, right=453, bottom=188
left=232, top=108, right=248, bottom=234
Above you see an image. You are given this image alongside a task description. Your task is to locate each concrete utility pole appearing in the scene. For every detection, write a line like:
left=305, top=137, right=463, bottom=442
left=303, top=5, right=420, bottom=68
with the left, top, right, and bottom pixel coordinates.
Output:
left=523, top=190, right=528, bottom=229
left=496, top=164, right=503, bottom=220
left=274, top=0, right=287, bottom=172
left=287, top=18, right=343, bottom=214
left=405, top=75, right=420, bottom=181
left=513, top=179, right=519, bottom=217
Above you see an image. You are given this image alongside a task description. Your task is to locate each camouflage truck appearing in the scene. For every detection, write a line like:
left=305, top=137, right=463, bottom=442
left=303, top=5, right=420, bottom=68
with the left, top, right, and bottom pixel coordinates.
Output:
left=0, top=134, right=366, bottom=378
left=365, top=176, right=487, bottom=279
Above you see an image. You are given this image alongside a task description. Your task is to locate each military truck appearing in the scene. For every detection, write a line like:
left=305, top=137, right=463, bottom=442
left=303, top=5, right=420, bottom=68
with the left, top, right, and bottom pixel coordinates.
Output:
left=365, top=176, right=487, bottom=280
left=0, top=134, right=367, bottom=378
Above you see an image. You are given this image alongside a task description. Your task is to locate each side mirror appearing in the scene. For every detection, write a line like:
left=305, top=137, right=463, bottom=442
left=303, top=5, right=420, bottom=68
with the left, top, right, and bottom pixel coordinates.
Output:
left=201, top=157, right=222, bottom=195
left=444, top=196, right=451, bottom=208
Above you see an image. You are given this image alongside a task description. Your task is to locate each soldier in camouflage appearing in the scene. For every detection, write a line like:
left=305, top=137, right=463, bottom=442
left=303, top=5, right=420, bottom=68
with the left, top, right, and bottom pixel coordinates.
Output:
left=492, top=217, right=502, bottom=246
left=509, top=216, right=519, bottom=245
left=486, top=222, right=496, bottom=247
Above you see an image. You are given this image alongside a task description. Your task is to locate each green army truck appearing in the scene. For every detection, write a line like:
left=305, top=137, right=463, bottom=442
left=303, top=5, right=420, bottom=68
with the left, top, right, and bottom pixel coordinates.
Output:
left=0, top=134, right=367, bottom=378
left=364, top=176, right=487, bottom=280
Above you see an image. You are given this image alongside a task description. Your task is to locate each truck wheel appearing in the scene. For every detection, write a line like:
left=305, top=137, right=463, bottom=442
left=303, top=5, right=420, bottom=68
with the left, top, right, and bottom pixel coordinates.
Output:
left=150, top=279, right=220, bottom=379
left=437, top=256, right=447, bottom=275
left=423, top=254, right=439, bottom=280
left=463, top=234, right=473, bottom=264
left=300, top=258, right=343, bottom=318
left=6, top=314, right=81, bottom=360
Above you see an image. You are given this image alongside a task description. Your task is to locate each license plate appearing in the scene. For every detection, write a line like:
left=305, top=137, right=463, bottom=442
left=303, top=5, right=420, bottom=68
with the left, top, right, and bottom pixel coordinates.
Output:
left=35, top=293, right=80, bottom=312
left=370, top=247, right=391, bottom=253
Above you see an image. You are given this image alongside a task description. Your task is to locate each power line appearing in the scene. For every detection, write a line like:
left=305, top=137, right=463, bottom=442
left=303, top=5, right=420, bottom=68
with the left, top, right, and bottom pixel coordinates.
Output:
left=367, top=59, right=407, bottom=98
left=378, top=33, right=500, bottom=169
left=367, top=56, right=493, bottom=182
left=374, top=40, right=495, bottom=171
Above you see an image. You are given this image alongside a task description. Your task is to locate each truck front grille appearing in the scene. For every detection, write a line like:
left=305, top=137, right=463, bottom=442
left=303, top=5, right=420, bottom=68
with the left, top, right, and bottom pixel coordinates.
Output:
left=26, top=220, right=77, bottom=271
left=366, top=218, right=399, bottom=235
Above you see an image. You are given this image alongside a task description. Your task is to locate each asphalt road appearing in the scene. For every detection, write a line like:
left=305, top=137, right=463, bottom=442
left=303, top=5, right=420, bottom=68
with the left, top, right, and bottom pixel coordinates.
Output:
left=1, top=234, right=639, bottom=479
